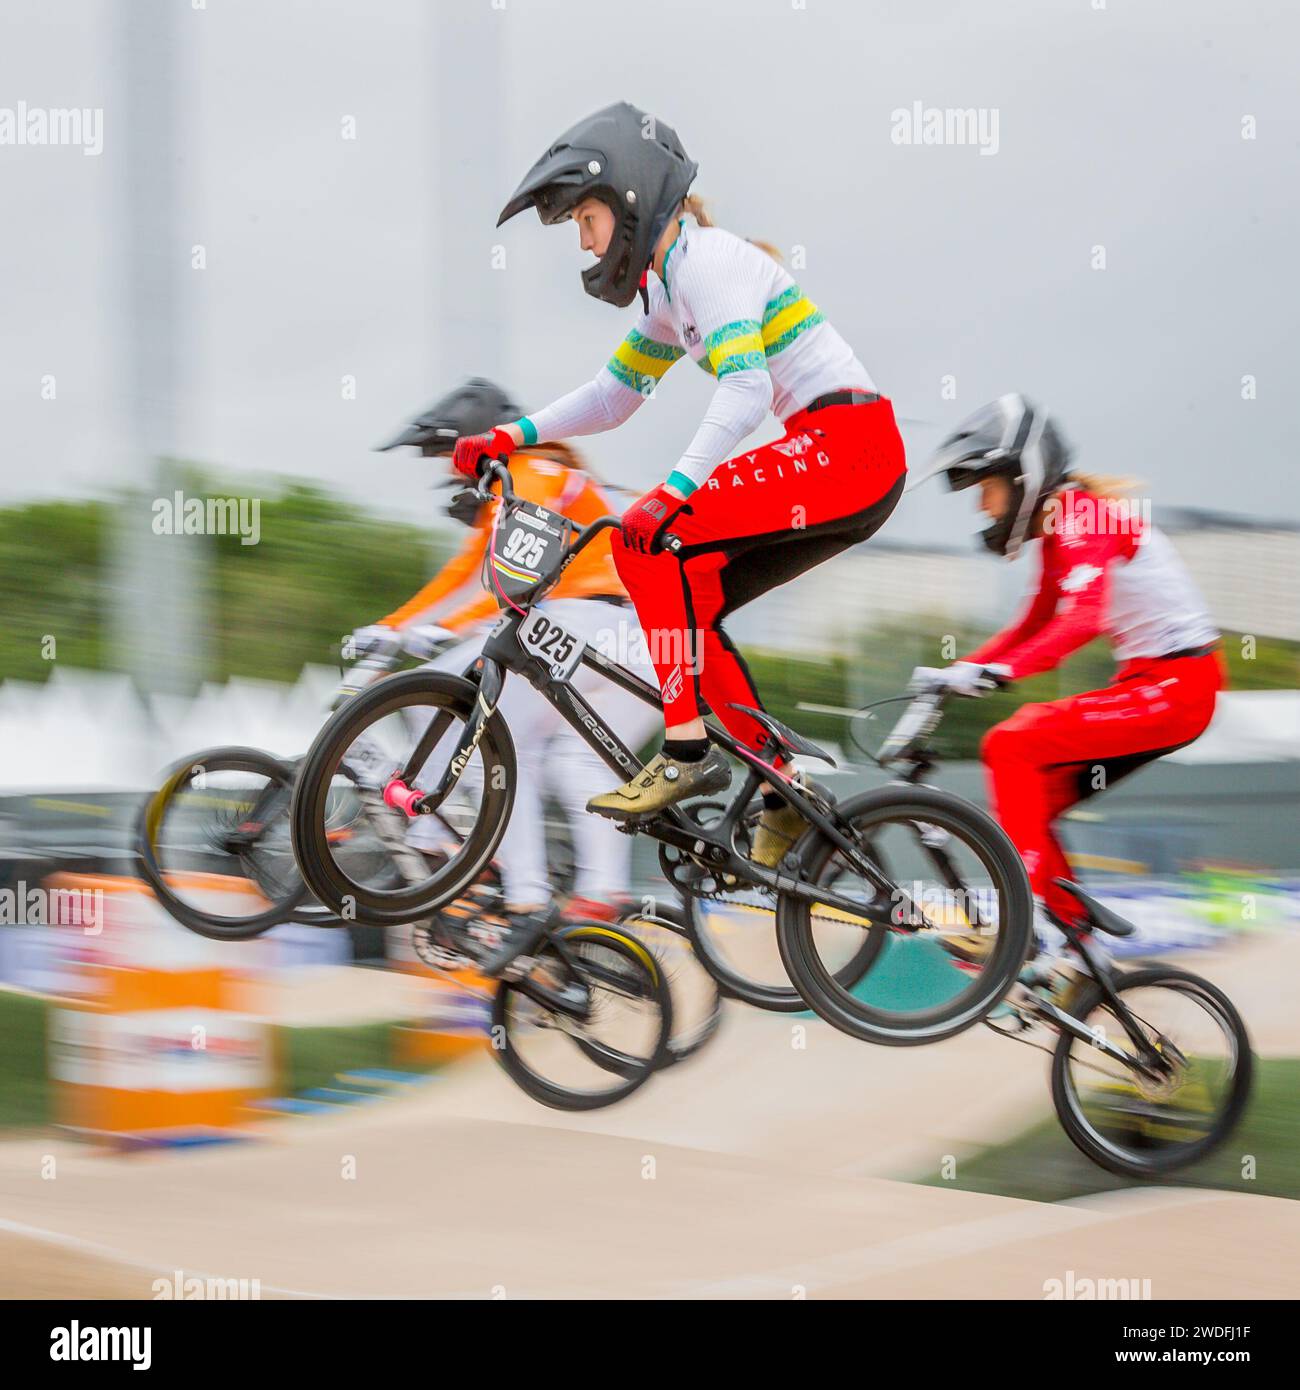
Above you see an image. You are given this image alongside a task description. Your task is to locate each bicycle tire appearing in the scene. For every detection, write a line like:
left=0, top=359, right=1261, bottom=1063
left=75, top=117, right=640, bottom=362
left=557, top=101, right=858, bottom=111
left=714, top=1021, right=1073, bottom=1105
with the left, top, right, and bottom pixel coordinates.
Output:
left=290, top=670, right=516, bottom=925
left=776, top=784, right=1033, bottom=1045
left=491, top=923, right=673, bottom=1111
left=1050, top=964, right=1253, bottom=1178
left=135, top=746, right=310, bottom=940
left=615, top=900, right=723, bottom=1065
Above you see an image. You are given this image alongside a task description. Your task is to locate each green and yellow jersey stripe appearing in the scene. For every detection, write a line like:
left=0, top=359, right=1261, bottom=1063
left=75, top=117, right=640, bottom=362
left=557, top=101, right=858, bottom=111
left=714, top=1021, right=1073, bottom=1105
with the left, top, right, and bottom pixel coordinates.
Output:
left=761, top=285, right=824, bottom=355
left=704, top=319, right=766, bottom=378
left=606, top=329, right=685, bottom=393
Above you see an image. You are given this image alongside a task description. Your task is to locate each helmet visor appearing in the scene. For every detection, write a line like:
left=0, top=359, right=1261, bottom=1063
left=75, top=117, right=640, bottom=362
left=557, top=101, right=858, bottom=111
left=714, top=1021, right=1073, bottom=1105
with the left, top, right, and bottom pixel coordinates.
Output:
left=498, top=153, right=603, bottom=227
left=943, top=453, right=1014, bottom=493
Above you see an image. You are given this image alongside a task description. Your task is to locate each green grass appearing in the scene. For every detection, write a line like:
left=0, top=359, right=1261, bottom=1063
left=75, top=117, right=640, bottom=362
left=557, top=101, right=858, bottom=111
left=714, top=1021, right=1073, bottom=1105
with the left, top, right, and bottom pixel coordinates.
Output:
left=0, top=991, right=446, bottom=1132
left=272, top=1019, right=439, bottom=1097
left=912, top=1057, right=1300, bottom=1202
left=0, top=990, right=52, bottom=1128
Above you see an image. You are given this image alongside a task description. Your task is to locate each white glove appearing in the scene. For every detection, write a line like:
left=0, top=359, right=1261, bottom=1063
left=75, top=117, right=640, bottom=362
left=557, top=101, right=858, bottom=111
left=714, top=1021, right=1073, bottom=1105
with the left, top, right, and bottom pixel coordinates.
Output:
left=402, top=623, right=457, bottom=660
left=909, top=661, right=1008, bottom=697
left=345, top=624, right=397, bottom=661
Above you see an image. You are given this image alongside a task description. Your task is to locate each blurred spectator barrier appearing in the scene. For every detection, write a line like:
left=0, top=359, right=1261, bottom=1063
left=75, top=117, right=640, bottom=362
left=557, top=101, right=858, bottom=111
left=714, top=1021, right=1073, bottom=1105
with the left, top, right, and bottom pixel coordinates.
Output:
left=43, top=872, right=276, bottom=1146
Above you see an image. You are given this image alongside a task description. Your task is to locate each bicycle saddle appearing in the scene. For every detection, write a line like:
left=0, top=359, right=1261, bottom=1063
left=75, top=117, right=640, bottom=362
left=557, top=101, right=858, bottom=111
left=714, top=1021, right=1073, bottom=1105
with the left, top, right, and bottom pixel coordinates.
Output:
left=728, top=705, right=837, bottom=767
left=1052, top=878, right=1136, bottom=937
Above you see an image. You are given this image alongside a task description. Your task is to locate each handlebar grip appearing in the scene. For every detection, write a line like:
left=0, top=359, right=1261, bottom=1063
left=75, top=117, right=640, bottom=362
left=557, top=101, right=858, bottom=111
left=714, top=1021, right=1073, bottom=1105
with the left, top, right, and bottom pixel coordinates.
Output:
left=476, top=457, right=516, bottom=502
left=659, top=531, right=683, bottom=555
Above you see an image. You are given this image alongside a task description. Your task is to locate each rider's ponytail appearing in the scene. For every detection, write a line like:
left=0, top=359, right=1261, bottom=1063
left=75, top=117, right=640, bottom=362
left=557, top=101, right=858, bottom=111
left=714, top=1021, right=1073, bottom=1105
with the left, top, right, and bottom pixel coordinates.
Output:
left=682, top=194, right=783, bottom=263
left=1065, top=472, right=1145, bottom=501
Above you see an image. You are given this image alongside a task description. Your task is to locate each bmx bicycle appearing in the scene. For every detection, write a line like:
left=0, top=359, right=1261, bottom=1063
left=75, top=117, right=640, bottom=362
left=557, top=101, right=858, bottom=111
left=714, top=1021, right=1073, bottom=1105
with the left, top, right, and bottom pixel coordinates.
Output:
left=135, top=635, right=712, bottom=1107
left=843, top=680, right=1253, bottom=1177
left=289, top=460, right=1036, bottom=1046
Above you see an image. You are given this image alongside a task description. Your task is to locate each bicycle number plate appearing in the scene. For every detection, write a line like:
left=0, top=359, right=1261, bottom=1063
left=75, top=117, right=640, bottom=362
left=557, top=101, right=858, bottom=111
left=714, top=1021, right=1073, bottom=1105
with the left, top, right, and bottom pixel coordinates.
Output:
left=487, top=502, right=572, bottom=606
left=518, top=609, right=586, bottom=683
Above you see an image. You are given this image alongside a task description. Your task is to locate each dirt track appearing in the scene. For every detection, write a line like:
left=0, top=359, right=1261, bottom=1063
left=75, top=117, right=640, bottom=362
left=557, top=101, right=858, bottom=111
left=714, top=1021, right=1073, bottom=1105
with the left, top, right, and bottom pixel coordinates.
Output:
left=2, top=932, right=1298, bottom=1300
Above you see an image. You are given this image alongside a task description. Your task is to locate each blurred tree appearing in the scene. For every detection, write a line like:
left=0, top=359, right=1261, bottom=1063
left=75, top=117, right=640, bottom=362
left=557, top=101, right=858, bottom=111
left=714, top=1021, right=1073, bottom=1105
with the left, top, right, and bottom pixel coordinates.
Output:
left=0, top=498, right=112, bottom=678
left=0, top=479, right=449, bottom=688
left=1, top=480, right=1296, bottom=752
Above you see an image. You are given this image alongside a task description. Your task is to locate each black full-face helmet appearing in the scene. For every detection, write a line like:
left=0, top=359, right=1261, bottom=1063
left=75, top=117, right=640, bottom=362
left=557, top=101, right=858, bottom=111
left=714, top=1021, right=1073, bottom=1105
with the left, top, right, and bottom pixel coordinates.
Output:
left=497, top=101, right=698, bottom=309
left=377, top=378, right=522, bottom=526
left=376, top=378, right=521, bottom=457
left=929, top=394, right=1072, bottom=559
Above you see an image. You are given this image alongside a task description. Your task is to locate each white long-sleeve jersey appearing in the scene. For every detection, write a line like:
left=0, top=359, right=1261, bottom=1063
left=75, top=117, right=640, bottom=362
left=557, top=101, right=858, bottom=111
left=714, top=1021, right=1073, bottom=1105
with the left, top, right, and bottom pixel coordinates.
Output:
left=517, top=222, right=875, bottom=495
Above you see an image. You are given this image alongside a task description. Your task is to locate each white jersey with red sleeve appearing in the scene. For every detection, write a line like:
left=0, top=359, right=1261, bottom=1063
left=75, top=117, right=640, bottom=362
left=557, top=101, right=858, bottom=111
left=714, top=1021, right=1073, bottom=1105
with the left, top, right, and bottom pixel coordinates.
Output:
left=964, top=488, right=1218, bottom=680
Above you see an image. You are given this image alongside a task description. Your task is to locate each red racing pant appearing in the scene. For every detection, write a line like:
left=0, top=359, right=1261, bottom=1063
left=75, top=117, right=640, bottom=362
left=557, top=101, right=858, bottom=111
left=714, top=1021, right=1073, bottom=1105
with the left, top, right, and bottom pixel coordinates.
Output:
left=611, top=397, right=906, bottom=751
left=981, top=651, right=1224, bottom=924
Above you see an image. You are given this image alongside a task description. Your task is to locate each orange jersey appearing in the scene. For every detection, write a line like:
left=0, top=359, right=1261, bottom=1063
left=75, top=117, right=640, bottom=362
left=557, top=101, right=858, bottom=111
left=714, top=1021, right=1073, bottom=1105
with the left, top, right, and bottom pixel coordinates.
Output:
left=381, top=454, right=626, bottom=633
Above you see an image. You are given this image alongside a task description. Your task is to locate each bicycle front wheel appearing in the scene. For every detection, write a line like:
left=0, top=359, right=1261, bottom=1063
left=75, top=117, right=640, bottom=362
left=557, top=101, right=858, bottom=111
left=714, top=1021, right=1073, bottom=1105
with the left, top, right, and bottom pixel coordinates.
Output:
left=776, top=784, right=1033, bottom=1045
left=290, top=670, right=516, bottom=924
left=136, top=746, right=308, bottom=940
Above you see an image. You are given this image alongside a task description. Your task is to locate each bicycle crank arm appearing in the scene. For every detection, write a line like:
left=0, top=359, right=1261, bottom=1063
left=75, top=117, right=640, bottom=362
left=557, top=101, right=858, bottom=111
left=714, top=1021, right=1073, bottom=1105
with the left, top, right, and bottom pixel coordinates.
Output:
left=644, top=817, right=915, bottom=931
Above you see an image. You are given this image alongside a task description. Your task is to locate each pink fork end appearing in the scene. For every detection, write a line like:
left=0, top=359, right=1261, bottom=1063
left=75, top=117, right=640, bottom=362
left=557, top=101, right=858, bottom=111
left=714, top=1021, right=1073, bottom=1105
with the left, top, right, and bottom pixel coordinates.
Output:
left=383, top=777, right=426, bottom=817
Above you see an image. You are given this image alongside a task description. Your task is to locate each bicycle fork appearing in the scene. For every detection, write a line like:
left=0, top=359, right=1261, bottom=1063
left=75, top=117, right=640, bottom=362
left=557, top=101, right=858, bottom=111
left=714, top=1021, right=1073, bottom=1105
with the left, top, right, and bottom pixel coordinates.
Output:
left=383, top=661, right=505, bottom=817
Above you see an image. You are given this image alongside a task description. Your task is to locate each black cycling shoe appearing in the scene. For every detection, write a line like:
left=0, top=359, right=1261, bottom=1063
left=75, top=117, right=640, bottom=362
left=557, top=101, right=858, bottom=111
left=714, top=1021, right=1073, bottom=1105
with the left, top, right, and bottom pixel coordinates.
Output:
left=475, top=903, right=561, bottom=980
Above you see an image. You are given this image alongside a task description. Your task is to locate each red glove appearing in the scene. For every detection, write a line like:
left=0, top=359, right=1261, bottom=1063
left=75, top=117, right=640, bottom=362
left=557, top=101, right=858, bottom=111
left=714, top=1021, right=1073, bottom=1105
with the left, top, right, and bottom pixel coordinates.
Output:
left=451, top=427, right=516, bottom=481
left=621, top=483, right=690, bottom=555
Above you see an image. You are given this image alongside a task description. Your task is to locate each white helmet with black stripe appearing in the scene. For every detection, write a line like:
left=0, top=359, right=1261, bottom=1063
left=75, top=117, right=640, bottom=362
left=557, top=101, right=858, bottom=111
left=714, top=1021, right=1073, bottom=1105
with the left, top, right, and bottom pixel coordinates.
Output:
left=927, top=394, right=1072, bottom=559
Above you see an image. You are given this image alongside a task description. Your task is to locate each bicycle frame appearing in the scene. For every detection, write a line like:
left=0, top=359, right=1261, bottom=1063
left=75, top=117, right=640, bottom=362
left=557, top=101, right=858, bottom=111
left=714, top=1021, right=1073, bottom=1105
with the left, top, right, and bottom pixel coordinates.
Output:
left=391, top=486, right=927, bottom=928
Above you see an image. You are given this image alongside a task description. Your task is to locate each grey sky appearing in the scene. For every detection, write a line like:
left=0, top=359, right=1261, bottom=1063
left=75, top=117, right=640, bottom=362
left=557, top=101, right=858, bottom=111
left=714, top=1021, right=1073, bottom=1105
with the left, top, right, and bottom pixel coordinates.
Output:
left=1, top=0, right=1296, bottom=549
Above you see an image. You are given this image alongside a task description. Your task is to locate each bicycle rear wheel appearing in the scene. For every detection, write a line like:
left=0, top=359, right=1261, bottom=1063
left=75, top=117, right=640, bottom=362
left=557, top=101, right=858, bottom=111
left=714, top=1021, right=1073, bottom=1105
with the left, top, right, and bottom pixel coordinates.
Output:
left=491, top=922, right=672, bottom=1110
left=616, top=899, right=722, bottom=1065
left=776, top=784, right=1033, bottom=1045
left=136, top=746, right=308, bottom=940
left=1051, top=965, right=1253, bottom=1177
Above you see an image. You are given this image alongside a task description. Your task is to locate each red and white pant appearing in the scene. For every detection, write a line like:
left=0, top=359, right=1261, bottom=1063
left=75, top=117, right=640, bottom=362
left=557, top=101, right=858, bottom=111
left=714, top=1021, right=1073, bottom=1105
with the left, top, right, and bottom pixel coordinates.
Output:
left=611, top=397, right=907, bottom=750
left=981, top=651, right=1224, bottom=924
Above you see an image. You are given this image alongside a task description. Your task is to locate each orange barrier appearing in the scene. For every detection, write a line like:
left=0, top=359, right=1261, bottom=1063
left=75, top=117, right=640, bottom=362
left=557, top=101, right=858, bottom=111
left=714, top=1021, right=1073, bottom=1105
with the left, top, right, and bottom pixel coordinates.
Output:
left=43, top=873, right=276, bottom=1144
left=386, top=923, right=491, bottom=1065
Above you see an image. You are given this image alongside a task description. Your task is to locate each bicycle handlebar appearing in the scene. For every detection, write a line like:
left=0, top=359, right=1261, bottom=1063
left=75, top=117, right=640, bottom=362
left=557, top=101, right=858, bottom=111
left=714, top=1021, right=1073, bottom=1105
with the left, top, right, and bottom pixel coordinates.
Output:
left=476, top=458, right=517, bottom=504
